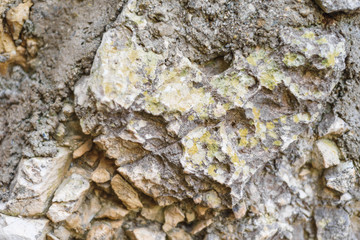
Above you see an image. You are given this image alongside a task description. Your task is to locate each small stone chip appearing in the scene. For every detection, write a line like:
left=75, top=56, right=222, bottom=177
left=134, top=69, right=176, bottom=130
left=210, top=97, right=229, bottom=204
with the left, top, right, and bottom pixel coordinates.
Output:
left=312, top=139, right=340, bottom=169
left=110, top=174, right=143, bottom=210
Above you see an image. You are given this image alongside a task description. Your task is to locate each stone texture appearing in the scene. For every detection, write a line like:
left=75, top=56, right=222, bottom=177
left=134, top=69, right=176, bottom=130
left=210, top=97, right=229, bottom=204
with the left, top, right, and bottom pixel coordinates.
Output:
left=324, top=161, right=356, bottom=193
left=95, top=202, right=129, bottom=220
left=163, top=205, right=185, bottom=232
left=86, top=223, right=114, bottom=240
left=47, top=173, right=91, bottom=223
left=315, top=0, right=360, bottom=13
left=110, top=174, right=143, bottom=210
left=167, top=228, right=192, bottom=240
left=73, top=139, right=93, bottom=159
left=0, top=213, right=50, bottom=240
left=312, top=139, right=341, bottom=169
left=126, top=227, right=166, bottom=240
left=5, top=0, right=33, bottom=40
left=315, top=207, right=350, bottom=240
left=75, top=0, right=346, bottom=211
left=0, top=147, right=72, bottom=216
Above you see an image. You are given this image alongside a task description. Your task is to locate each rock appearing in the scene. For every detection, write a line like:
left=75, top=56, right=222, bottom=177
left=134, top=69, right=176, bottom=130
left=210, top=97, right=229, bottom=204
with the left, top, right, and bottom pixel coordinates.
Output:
left=47, top=173, right=91, bottom=223
left=73, top=139, right=93, bottom=159
left=5, top=0, right=33, bottom=40
left=233, top=201, right=247, bottom=219
left=96, top=202, right=129, bottom=220
left=65, top=195, right=102, bottom=234
left=53, top=226, right=71, bottom=240
left=75, top=0, right=347, bottom=210
left=315, top=0, right=360, bottom=13
left=314, top=207, right=350, bottom=240
left=167, top=228, right=192, bottom=240
left=1, top=147, right=72, bottom=216
left=86, top=223, right=114, bottom=240
left=312, top=139, right=340, bottom=169
left=324, top=161, right=356, bottom=193
left=110, top=174, right=143, bottom=210
left=0, top=213, right=49, bottom=240
left=318, top=114, right=349, bottom=137
left=91, top=168, right=111, bottom=183
left=141, top=205, right=164, bottom=222
left=126, top=227, right=166, bottom=240
left=163, top=205, right=185, bottom=232
left=91, top=157, right=115, bottom=183
left=185, top=210, right=196, bottom=223
left=191, top=219, right=213, bottom=235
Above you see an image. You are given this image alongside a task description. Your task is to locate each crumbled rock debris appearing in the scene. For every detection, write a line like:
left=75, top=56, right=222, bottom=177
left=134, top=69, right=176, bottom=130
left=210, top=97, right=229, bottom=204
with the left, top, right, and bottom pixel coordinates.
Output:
left=0, top=0, right=360, bottom=239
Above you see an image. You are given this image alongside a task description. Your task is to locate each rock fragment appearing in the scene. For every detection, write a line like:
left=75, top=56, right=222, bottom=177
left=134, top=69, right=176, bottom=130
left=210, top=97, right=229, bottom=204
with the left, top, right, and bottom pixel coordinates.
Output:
left=86, top=223, right=114, bottom=240
left=314, top=207, right=350, bottom=240
left=1, top=147, right=72, bottom=216
left=110, top=174, right=143, bottom=210
left=96, top=202, right=129, bottom=220
left=167, top=228, right=192, bottom=240
left=92, top=168, right=111, bottom=183
left=0, top=213, right=49, bottom=240
left=315, top=0, right=360, bottom=13
left=126, top=227, right=166, bottom=240
left=191, top=219, right=213, bottom=235
left=312, top=139, right=340, bottom=169
left=47, top=173, right=90, bottom=223
left=65, top=196, right=102, bottom=234
left=324, top=161, right=356, bottom=193
left=5, top=0, right=33, bottom=40
left=141, top=205, right=164, bottom=222
left=318, top=114, right=349, bottom=137
left=163, top=205, right=185, bottom=232
left=73, top=139, right=93, bottom=159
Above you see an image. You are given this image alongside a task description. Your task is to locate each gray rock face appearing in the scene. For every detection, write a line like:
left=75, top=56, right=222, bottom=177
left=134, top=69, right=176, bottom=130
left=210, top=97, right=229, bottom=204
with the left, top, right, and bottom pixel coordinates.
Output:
left=324, top=161, right=356, bottom=193
left=315, top=207, right=350, bottom=240
left=315, top=0, right=360, bottom=13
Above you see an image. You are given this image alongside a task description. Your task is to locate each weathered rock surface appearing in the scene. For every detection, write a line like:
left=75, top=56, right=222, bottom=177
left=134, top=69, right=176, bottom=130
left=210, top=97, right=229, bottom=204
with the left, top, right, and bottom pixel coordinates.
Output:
left=0, top=213, right=50, bottom=240
left=315, top=0, right=360, bottom=13
left=126, top=227, right=166, bottom=240
left=75, top=0, right=346, bottom=211
left=47, top=173, right=91, bottom=223
left=315, top=207, right=351, bottom=240
left=1, top=147, right=72, bottom=216
left=312, top=139, right=341, bottom=169
left=110, top=174, right=143, bottom=210
left=2, top=0, right=360, bottom=239
left=324, top=161, right=356, bottom=193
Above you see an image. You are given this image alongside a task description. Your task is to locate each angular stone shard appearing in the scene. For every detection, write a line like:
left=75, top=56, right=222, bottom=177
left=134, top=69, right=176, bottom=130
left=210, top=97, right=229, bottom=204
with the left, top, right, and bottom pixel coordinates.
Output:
left=163, top=205, right=185, bottom=232
left=312, top=139, right=340, bottom=169
left=1, top=147, right=72, bottom=216
left=0, top=213, right=50, bottom=240
left=47, top=173, right=90, bottom=223
left=5, top=0, right=33, bottom=40
left=324, top=161, right=356, bottom=193
left=167, top=228, right=192, bottom=240
left=86, top=223, right=114, bottom=240
left=110, top=174, right=143, bottom=210
left=126, top=227, right=166, bottom=240
left=315, top=0, right=360, bottom=13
